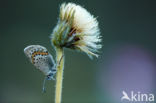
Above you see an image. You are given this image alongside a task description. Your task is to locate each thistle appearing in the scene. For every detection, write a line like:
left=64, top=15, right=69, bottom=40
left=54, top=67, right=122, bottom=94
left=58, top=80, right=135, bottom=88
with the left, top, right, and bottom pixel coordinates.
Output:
left=51, top=2, right=102, bottom=103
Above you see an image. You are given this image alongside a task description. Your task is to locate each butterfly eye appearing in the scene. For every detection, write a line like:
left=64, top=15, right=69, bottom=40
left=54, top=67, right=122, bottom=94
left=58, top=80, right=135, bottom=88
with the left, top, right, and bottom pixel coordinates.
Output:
left=47, top=75, right=51, bottom=80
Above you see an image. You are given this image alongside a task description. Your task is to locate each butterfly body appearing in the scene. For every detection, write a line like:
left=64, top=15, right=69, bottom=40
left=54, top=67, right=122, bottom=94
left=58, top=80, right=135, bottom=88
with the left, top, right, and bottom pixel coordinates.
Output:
left=24, top=45, right=56, bottom=80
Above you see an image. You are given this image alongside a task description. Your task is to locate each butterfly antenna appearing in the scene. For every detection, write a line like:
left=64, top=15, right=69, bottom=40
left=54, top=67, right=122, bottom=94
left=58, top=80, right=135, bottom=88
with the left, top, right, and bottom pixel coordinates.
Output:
left=42, top=77, right=47, bottom=93
left=58, top=54, right=64, bottom=66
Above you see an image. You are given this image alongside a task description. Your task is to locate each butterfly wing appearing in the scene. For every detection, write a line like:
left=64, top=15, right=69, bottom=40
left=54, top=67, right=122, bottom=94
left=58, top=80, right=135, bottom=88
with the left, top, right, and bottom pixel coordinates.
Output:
left=24, top=45, right=56, bottom=76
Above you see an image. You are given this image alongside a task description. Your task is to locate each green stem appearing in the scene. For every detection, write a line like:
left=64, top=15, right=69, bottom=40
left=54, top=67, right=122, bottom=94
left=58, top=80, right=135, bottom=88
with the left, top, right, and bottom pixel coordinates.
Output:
left=55, top=47, right=64, bottom=103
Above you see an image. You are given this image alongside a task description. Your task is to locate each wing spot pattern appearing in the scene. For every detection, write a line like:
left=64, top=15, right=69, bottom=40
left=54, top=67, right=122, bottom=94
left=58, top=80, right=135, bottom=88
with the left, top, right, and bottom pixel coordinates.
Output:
left=31, top=51, right=48, bottom=64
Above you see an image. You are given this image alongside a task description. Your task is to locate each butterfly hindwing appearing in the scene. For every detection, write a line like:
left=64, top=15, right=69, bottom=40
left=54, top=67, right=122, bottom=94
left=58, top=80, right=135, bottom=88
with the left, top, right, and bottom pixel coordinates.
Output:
left=24, top=45, right=56, bottom=76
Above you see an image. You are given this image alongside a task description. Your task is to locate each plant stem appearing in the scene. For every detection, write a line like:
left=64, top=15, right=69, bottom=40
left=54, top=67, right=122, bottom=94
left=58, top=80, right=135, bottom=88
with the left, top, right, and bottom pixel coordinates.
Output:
left=55, top=47, right=64, bottom=103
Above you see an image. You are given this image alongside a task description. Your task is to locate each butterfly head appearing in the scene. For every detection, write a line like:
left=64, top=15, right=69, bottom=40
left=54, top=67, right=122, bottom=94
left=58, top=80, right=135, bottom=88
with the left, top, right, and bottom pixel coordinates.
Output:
left=46, top=70, right=56, bottom=80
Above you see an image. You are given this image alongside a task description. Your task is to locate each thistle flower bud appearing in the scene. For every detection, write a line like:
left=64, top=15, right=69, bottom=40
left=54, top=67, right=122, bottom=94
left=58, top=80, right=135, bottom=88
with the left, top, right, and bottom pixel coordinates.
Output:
left=51, top=2, right=102, bottom=58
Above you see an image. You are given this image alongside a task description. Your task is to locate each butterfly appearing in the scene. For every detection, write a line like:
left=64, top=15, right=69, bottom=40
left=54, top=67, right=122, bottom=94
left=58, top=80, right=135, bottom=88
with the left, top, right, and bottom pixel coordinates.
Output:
left=24, top=45, right=56, bottom=92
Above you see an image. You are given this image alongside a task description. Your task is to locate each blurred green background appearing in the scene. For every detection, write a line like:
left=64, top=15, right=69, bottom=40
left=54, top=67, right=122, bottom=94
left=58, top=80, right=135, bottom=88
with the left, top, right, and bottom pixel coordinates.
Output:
left=0, top=0, right=156, bottom=103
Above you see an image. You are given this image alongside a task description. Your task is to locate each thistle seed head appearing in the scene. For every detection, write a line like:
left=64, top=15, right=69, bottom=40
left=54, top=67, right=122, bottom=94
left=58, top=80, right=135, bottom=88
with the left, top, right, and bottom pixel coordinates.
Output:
left=51, top=2, right=102, bottom=58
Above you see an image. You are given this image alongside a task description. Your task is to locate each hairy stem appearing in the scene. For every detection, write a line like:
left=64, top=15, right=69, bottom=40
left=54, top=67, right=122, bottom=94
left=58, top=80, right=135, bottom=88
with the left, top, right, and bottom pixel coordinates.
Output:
left=55, top=47, right=64, bottom=103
